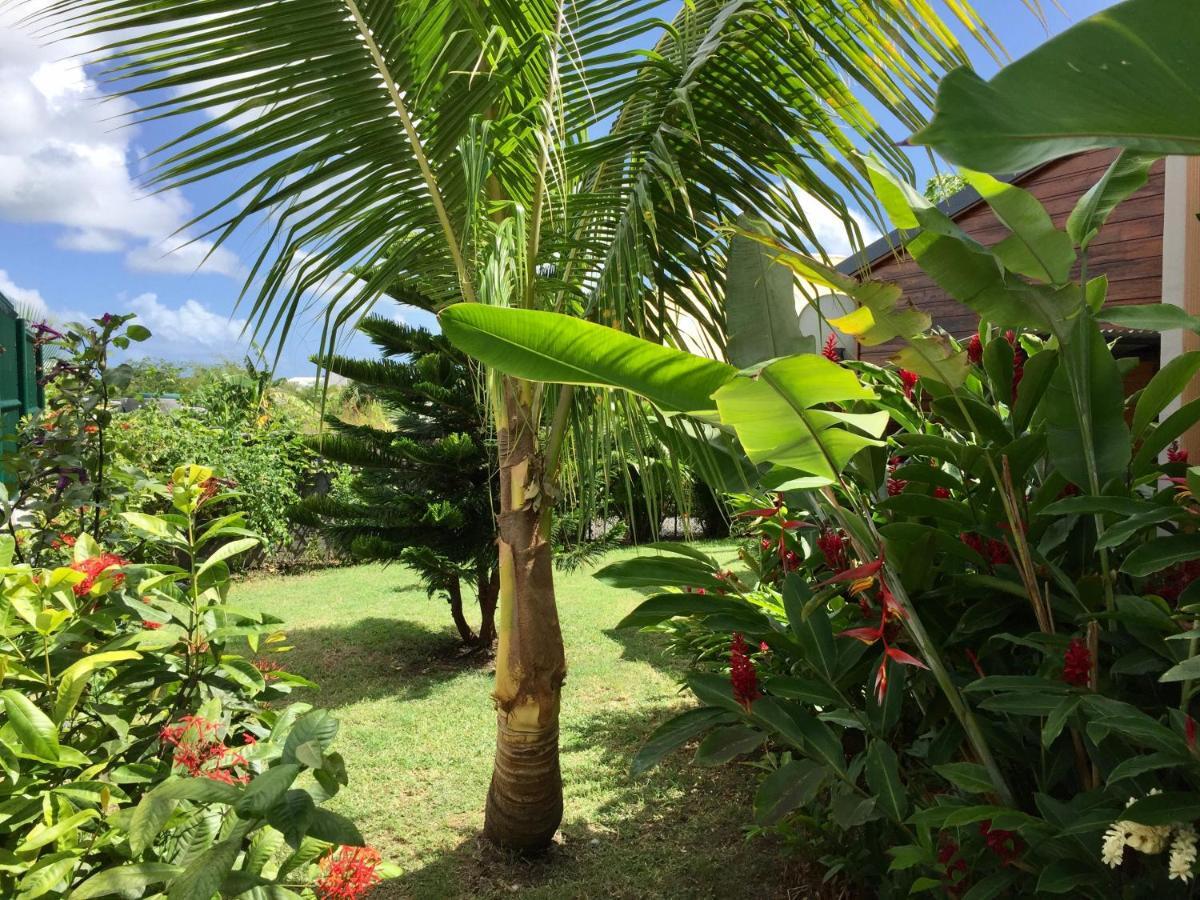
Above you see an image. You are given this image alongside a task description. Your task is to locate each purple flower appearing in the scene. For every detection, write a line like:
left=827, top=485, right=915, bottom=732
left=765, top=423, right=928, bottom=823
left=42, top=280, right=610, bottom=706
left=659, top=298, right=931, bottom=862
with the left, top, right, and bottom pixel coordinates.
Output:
left=31, top=321, right=64, bottom=341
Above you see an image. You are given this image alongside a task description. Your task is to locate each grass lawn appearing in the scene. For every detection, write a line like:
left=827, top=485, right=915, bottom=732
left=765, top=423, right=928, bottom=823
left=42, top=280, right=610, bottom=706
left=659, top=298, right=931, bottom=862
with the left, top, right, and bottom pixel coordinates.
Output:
left=232, top=546, right=808, bottom=899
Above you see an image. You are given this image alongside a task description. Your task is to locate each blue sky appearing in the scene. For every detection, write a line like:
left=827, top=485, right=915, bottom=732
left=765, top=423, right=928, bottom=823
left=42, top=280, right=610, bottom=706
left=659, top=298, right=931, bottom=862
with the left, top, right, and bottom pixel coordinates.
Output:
left=0, top=0, right=1113, bottom=376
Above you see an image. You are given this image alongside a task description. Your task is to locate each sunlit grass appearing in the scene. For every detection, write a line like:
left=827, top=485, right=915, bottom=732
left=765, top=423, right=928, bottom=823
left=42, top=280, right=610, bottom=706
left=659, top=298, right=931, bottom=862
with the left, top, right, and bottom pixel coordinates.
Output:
left=232, top=545, right=805, bottom=898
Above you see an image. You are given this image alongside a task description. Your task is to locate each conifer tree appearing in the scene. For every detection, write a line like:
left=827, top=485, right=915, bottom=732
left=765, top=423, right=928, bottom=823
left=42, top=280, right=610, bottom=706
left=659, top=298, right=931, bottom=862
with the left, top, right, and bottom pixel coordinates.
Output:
left=292, top=315, right=497, bottom=648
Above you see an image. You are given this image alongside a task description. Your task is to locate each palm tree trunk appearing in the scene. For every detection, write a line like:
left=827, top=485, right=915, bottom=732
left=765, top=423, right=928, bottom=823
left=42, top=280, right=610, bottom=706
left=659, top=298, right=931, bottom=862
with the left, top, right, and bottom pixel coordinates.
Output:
left=484, top=377, right=566, bottom=851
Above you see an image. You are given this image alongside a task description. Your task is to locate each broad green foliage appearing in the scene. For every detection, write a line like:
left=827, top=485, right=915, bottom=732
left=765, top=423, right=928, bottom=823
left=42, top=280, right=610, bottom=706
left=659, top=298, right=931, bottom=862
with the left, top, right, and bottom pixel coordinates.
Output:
left=0, top=464, right=388, bottom=898
left=913, top=0, right=1200, bottom=171
left=453, top=154, right=1200, bottom=893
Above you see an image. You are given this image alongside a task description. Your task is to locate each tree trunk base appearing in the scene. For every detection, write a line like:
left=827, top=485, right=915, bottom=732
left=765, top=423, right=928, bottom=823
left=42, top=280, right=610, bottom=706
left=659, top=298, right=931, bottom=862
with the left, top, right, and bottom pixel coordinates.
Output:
left=483, top=710, right=562, bottom=852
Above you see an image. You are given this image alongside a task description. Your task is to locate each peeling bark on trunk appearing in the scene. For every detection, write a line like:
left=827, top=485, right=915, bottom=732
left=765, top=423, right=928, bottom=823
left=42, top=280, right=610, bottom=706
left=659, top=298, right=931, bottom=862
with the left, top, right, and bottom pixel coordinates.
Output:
left=484, top=378, right=566, bottom=851
left=446, top=578, right=478, bottom=646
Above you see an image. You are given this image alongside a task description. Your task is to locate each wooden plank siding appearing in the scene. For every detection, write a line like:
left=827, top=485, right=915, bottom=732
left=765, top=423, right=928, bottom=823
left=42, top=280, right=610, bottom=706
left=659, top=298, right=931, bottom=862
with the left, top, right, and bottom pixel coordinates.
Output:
left=845, top=149, right=1166, bottom=366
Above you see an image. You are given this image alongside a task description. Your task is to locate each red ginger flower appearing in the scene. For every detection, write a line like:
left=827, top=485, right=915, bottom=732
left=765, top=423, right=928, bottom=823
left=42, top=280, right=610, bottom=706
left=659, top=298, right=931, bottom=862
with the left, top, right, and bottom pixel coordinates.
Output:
left=1062, top=638, right=1091, bottom=687
left=1169, top=441, right=1189, bottom=464
left=898, top=369, right=919, bottom=400
left=730, top=633, right=761, bottom=709
left=817, top=529, right=848, bottom=571
left=887, top=477, right=907, bottom=496
left=966, top=333, right=983, bottom=365
left=315, top=846, right=382, bottom=900
left=141, top=620, right=162, bottom=630
left=933, top=486, right=951, bottom=499
left=979, top=820, right=1023, bottom=865
left=69, top=552, right=128, bottom=597
left=822, top=333, right=841, bottom=362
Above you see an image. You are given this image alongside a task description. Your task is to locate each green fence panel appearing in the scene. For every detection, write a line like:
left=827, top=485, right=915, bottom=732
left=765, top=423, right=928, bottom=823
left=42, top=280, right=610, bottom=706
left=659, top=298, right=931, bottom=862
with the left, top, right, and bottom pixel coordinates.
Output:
left=0, top=290, right=45, bottom=485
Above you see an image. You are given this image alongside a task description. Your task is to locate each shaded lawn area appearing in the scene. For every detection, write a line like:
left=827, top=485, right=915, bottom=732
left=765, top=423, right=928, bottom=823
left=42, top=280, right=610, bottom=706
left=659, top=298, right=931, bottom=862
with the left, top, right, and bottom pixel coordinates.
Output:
left=232, top=545, right=809, bottom=899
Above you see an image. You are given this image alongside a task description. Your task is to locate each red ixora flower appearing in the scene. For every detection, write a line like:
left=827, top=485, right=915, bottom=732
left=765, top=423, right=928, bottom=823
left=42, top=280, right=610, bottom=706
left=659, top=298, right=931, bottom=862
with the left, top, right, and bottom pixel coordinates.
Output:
left=254, top=658, right=284, bottom=682
left=899, top=369, right=919, bottom=400
left=979, top=820, right=1023, bottom=865
left=159, top=716, right=249, bottom=784
left=730, top=633, right=761, bottom=709
left=1169, top=441, right=1190, bottom=465
left=1062, top=638, right=1091, bottom=687
left=966, top=334, right=984, bottom=365
left=141, top=620, right=163, bottom=630
left=69, top=552, right=128, bottom=597
left=933, top=486, right=951, bottom=499
left=315, top=846, right=382, bottom=900
left=822, top=333, right=842, bottom=362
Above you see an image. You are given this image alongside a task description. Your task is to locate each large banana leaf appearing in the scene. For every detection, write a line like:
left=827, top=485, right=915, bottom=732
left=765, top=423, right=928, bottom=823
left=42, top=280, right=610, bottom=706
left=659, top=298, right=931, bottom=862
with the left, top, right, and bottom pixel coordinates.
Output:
left=913, top=0, right=1200, bottom=171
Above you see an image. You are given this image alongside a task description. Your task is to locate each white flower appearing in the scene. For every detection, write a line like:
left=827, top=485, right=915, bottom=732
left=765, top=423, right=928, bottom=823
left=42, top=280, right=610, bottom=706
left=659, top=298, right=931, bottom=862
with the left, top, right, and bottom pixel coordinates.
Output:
left=1170, top=824, right=1198, bottom=883
left=1102, top=823, right=1126, bottom=868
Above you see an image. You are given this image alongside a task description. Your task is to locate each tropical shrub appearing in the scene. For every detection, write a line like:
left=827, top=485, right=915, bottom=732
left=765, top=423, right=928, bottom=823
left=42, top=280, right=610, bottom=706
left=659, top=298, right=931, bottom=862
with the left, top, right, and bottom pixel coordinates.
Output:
left=439, top=151, right=1200, bottom=894
left=291, top=315, right=498, bottom=648
left=0, top=314, right=153, bottom=565
left=0, top=463, right=389, bottom=898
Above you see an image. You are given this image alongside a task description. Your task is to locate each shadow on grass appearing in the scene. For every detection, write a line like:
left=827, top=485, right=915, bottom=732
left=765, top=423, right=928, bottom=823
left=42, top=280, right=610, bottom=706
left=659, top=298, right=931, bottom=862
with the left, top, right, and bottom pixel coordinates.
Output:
left=375, top=704, right=816, bottom=900
left=601, top=625, right=687, bottom=677
left=277, top=617, right=493, bottom=709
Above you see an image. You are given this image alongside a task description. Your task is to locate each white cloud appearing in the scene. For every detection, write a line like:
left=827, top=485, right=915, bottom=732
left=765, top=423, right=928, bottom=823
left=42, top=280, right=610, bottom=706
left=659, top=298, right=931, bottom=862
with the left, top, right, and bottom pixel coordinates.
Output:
left=782, top=184, right=882, bottom=260
left=0, top=6, right=244, bottom=278
left=127, top=293, right=249, bottom=352
left=0, top=269, right=49, bottom=319
left=126, top=236, right=246, bottom=279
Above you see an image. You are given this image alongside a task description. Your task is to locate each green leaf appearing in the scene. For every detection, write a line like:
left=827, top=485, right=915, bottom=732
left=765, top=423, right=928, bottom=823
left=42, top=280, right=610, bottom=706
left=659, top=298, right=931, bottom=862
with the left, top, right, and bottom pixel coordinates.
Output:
left=865, top=740, right=907, bottom=822
left=595, top=556, right=723, bottom=592
left=305, top=808, right=365, bottom=846
left=1041, top=310, right=1130, bottom=491
left=725, top=217, right=812, bottom=367
left=1, top=690, right=59, bottom=761
left=71, top=863, right=183, bottom=899
left=1123, top=791, right=1200, bottom=826
left=17, top=809, right=98, bottom=853
left=1159, top=656, right=1200, bottom=684
left=912, top=0, right=1200, bottom=171
left=120, top=512, right=180, bottom=540
left=1096, top=508, right=1178, bottom=551
left=1124, top=535, right=1200, bottom=577
left=126, top=324, right=152, bottom=342
left=17, top=852, right=78, bottom=900
left=763, top=676, right=841, bottom=708
left=1107, top=751, right=1187, bottom=784
left=960, top=170, right=1075, bottom=284
left=693, top=725, right=763, bottom=766
left=1133, top=351, right=1200, bottom=439
left=713, top=355, right=886, bottom=481
left=934, top=762, right=995, bottom=795
left=1100, top=303, right=1200, bottom=334
left=129, top=791, right=177, bottom=857
left=1042, top=696, right=1079, bottom=749
left=1068, top=152, right=1160, bottom=251
left=752, top=697, right=845, bottom=774
left=615, top=593, right=752, bottom=629
left=753, top=759, right=826, bottom=825
left=237, top=764, right=302, bottom=817
left=440, top=305, right=735, bottom=414
left=631, top=707, right=731, bottom=777
left=168, top=824, right=251, bottom=900
left=198, top=538, right=260, bottom=577
left=54, top=651, right=142, bottom=723
left=282, top=710, right=339, bottom=765
left=828, top=282, right=930, bottom=347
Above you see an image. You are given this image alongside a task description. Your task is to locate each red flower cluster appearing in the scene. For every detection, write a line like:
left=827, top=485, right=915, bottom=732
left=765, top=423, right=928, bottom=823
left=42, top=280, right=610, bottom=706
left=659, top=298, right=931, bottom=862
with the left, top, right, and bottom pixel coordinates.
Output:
left=69, top=552, right=128, bottom=597
left=899, top=368, right=919, bottom=400
left=817, top=529, right=848, bottom=571
left=159, top=716, right=249, bottom=785
left=1062, top=638, right=1091, bottom=687
left=966, top=333, right=984, bottom=365
left=886, top=456, right=906, bottom=496
left=1168, top=441, right=1190, bottom=464
left=822, top=333, right=842, bottom=362
left=933, top=486, right=951, bottom=499
left=959, top=533, right=1011, bottom=566
left=979, top=820, right=1022, bottom=865
left=315, top=846, right=382, bottom=900
left=49, top=533, right=76, bottom=550
left=198, top=476, right=234, bottom=505
left=938, top=838, right=968, bottom=895
left=141, top=620, right=163, bottom=630
left=730, top=632, right=761, bottom=709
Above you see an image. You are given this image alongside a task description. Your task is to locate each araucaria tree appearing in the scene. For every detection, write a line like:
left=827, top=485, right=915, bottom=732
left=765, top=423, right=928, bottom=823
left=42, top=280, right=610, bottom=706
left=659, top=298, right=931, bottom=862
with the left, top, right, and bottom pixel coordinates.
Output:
left=291, top=314, right=498, bottom=649
left=40, top=0, right=1007, bottom=849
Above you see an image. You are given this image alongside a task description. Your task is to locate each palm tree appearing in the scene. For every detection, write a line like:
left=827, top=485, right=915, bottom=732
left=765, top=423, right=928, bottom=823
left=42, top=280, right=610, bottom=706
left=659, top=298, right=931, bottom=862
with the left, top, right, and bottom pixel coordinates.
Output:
left=35, top=0, right=1018, bottom=850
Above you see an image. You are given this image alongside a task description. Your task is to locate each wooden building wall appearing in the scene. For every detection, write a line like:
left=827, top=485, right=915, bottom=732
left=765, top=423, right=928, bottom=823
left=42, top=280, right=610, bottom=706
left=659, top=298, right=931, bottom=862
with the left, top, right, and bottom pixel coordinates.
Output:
left=850, top=149, right=1166, bottom=365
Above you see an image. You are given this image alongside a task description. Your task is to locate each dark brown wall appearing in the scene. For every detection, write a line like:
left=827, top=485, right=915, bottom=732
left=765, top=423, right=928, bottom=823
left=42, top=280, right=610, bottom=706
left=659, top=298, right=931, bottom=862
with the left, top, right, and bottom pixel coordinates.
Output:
left=855, top=149, right=1165, bottom=364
